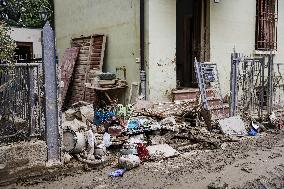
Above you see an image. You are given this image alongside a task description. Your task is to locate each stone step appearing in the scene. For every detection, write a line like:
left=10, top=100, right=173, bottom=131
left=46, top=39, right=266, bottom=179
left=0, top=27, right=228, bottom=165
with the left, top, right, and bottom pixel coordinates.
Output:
left=172, top=88, right=199, bottom=101
left=207, top=97, right=224, bottom=106
left=210, top=104, right=230, bottom=120
left=172, top=88, right=218, bottom=101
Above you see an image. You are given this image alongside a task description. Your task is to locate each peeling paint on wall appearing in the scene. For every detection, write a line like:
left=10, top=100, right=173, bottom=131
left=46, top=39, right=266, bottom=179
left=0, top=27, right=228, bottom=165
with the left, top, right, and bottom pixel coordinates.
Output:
left=146, top=0, right=176, bottom=102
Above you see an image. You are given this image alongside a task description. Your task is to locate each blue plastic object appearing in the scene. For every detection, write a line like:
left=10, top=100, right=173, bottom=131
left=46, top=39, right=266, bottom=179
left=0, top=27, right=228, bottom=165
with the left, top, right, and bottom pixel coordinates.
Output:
left=127, top=120, right=140, bottom=130
left=94, top=109, right=115, bottom=126
left=109, top=168, right=126, bottom=177
left=248, top=128, right=257, bottom=136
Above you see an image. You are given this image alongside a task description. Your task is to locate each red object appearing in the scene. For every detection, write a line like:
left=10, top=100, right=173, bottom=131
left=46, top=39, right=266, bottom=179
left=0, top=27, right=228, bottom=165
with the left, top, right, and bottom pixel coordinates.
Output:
left=60, top=47, right=79, bottom=104
left=108, top=126, right=122, bottom=136
left=136, top=143, right=149, bottom=162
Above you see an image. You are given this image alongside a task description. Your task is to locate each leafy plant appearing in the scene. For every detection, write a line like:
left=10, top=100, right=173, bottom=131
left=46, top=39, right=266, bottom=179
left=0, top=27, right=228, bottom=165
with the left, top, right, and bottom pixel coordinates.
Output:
left=0, top=21, right=16, bottom=62
left=0, top=0, right=53, bottom=28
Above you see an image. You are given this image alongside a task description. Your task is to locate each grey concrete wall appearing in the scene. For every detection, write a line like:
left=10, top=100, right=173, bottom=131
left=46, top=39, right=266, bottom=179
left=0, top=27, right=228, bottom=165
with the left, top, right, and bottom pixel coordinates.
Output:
left=145, top=0, right=176, bottom=102
left=54, top=0, right=141, bottom=102
left=210, top=0, right=284, bottom=95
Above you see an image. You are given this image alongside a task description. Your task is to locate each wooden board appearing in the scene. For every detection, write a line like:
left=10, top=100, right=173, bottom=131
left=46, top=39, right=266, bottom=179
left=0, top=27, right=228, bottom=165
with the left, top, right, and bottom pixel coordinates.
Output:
left=67, top=34, right=106, bottom=105
left=60, top=47, right=79, bottom=104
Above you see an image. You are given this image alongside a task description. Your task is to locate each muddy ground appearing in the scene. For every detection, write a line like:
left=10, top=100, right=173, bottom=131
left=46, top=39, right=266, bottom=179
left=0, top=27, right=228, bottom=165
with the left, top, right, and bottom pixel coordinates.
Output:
left=3, top=130, right=284, bottom=189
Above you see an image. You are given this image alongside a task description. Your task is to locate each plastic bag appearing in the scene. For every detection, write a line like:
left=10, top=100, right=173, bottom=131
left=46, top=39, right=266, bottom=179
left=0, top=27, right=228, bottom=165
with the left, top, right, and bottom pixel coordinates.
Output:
left=109, top=168, right=126, bottom=177
left=103, top=132, right=112, bottom=147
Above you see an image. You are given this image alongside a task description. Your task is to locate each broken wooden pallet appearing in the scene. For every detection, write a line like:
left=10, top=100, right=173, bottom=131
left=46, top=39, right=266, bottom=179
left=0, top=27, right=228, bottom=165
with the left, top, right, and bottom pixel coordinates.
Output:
left=68, top=34, right=106, bottom=106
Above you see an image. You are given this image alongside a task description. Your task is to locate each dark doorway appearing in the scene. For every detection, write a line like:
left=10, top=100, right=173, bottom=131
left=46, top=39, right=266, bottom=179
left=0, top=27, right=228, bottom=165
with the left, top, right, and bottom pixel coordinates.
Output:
left=176, top=0, right=203, bottom=88
left=15, top=42, right=33, bottom=60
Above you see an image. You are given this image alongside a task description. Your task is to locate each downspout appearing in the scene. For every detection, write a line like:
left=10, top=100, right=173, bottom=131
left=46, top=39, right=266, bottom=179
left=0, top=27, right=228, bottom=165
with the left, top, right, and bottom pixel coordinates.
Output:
left=140, top=0, right=146, bottom=100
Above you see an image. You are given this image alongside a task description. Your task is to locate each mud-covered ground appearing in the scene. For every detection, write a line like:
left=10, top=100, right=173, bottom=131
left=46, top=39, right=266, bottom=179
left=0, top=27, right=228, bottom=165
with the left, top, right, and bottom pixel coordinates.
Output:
left=3, top=130, right=284, bottom=189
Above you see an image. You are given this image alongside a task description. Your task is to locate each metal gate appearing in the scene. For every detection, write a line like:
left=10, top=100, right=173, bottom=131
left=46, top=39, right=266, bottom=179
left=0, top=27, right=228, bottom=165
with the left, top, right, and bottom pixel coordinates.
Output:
left=0, top=63, right=45, bottom=144
left=273, top=63, right=284, bottom=114
left=230, top=52, right=284, bottom=119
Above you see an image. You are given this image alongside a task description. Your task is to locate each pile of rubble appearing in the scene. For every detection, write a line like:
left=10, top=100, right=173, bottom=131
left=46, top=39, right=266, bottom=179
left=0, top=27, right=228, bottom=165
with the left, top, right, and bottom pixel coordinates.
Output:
left=61, top=99, right=284, bottom=177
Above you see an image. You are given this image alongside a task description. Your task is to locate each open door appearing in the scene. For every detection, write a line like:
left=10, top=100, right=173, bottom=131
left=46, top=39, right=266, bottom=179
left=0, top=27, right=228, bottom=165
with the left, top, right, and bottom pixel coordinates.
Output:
left=176, top=0, right=209, bottom=88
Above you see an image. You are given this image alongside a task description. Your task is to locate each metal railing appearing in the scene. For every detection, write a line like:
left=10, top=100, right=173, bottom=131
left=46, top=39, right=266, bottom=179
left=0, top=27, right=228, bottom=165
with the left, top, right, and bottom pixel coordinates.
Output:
left=273, top=63, right=284, bottom=111
left=0, top=63, right=45, bottom=144
left=230, top=52, right=284, bottom=119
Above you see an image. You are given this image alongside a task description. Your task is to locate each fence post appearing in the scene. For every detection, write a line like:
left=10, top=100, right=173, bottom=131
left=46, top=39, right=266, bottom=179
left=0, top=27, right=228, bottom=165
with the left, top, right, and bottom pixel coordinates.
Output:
left=42, top=22, right=60, bottom=164
left=229, top=52, right=239, bottom=117
left=268, top=51, right=274, bottom=114
left=28, top=66, right=36, bottom=138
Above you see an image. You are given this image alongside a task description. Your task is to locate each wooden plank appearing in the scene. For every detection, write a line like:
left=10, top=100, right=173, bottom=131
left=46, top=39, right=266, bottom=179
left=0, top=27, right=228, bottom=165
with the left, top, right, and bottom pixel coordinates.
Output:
left=60, top=47, right=79, bottom=105
left=82, top=36, right=95, bottom=100
left=69, top=34, right=107, bottom=105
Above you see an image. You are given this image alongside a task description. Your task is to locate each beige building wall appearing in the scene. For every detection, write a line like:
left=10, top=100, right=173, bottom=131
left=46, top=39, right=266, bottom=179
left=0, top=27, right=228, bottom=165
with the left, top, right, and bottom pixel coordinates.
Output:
left=10, top=27, right=42, bottom=57
left=145, top=0, right=176, bottom=102
left=210, top=0, right=284, bottom=95
left=54, top=0, right=141, bottom=102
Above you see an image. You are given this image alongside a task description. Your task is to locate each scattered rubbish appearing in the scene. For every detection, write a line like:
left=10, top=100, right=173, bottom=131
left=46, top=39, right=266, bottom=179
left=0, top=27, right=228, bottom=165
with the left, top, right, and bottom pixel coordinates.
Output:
left=63, top=153, right=73, bottom=164
left=269, top=112, right=278, bottom=125
left=137, top=143, right=149, bottom=162
left=109, top=168, right=127, bottom=177
left=160, top=116, right=177, bottom=131
left=95, top=145, right=107, bottom=157
left=251, top=121, right=260, bottom=131
left=80, top=105, right=94, bottom=125
left=120, top=143, right=138, bottom=155
left=248, top=128, right=257, bottom=136
left=127, top=119, right=140, bottom=130
left=108, top=125, right=123, bottom=136
left=147, top=144, right=180, bottom=160
left=218, top=116, right=247, bottom=136
left=118, top=154, right=141, bottom=170
left=86, top=129, right=95, bottom=160
left=269, top=112, right=284, bottom=130
left=94, top=109, right=115, bottom=126
left=103, top=132, right=112, bottom=148
left=59, top=90, right=282, bottom=178
left=63, top=129, right=86, bottom=154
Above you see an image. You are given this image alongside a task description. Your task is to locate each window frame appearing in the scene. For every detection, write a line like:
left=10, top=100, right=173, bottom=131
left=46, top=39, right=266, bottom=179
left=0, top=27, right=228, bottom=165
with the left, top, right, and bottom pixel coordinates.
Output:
left=255, top=0, right=278, bottom=51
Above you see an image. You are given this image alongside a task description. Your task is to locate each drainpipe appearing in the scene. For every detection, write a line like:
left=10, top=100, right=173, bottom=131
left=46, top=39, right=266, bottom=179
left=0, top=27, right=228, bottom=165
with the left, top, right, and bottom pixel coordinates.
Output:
left=140, top=0, right=146, bottom=100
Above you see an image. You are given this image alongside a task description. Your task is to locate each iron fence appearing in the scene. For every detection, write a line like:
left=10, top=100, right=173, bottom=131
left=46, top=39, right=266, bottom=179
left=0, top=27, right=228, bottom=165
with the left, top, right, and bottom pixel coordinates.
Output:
left=0, top=63, right=45, bottom=144
left=273, top=63, right=284, bottom=111
left=230, top=52, right=284, bottom=119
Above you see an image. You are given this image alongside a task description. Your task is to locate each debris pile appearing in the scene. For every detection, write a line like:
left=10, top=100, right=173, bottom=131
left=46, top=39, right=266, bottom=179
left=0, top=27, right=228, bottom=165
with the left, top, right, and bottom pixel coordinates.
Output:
left=61, top=98, right=270, bottom=176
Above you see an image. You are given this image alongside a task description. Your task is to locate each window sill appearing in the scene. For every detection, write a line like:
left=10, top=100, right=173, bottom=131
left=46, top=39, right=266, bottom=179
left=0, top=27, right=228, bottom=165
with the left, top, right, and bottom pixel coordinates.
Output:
left=254, top=50, right=277, bottom=55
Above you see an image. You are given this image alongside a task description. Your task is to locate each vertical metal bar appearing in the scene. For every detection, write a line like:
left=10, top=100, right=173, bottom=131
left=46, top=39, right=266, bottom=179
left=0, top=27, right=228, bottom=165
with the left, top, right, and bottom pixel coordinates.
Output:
left=42, top=22, right=60, bottom=163
left=268, top=51, right=274, bottom=114
left=230, top=52, right=239, bottom=117
left=28, top=66, right=36, bottom=138
left=36, top=65, right=41, bottom=132
left=260, top=57, right=265, bottom=118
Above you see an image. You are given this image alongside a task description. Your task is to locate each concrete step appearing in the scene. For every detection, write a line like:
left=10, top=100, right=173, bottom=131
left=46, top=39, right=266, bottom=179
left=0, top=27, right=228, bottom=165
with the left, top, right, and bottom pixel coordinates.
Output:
left=172, top=88, right=217, bottom=101
left=172, top=88, right=229, bottom=120
left=210, top=104, right=230, bottom=120
left=172, top=88, right=199, bottom=101
left=207, top=97, right=224, bottom=106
